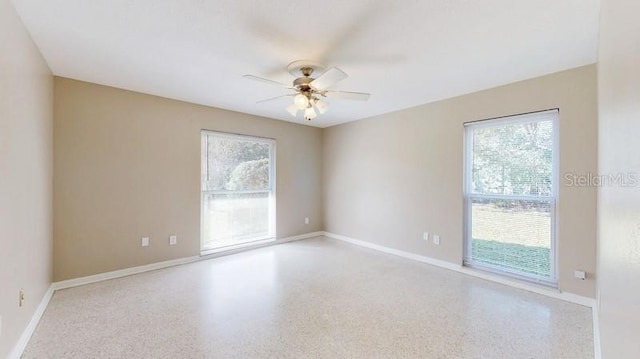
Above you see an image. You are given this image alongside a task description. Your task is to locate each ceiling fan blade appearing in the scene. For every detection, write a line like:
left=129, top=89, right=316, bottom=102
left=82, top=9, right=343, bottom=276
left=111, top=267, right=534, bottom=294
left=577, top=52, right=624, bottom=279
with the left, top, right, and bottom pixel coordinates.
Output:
left=324, top=90, right=370, bottom=101
left=256, top=94, right=296, bottom=104
left=243, top=74, right=292, bottom=88
left=310, top=67, right=348, bottom=90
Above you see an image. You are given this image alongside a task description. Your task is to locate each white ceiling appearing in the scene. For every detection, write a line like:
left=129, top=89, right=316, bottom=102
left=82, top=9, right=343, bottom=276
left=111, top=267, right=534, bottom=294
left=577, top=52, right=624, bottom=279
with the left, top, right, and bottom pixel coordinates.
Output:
left=12, top=0, right=599, bottom=128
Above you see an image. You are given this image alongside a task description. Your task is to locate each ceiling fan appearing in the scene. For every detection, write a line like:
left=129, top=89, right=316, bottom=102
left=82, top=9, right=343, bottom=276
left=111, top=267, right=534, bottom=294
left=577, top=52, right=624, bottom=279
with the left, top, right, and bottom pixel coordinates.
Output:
left=244, top=60, right=370, bottom=121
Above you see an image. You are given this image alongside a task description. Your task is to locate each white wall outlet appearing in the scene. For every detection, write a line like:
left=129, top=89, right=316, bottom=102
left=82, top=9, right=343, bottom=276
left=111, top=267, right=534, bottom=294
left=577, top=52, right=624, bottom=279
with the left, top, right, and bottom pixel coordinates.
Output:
left=169, top=235, right=177, bottom=246
left=433, top=235, right=441, bottom=245
left=423, top=232, right=429, bottom=241
left=305, top=217, right=310, bottom=225
left=574, top=270, right=586, bottom=280
left=141, top=237, right=150, bottom=247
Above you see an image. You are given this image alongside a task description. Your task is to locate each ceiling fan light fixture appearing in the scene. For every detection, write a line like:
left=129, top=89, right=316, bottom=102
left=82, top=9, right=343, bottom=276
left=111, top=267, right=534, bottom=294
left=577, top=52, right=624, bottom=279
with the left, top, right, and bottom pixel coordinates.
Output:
left=246, top=60, right=370, bottom=122
left=304, top=107, right=317, bottom=120
left=286, top=103, right=298, bottom=117
left=314, top=99, right=329, bottom=114
left=294, top=94, right=309, bottom=109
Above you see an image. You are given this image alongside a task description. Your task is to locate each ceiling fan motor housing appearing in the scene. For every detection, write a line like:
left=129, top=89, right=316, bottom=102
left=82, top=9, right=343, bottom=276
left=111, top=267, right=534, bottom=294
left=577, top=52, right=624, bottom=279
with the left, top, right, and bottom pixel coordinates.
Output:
left=293, top=76, right=314, bottom=91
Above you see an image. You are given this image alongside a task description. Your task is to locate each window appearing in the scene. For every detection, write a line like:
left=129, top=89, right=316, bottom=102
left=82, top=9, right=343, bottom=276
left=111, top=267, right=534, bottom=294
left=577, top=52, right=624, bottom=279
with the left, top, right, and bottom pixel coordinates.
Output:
left=464, top=109, right=558, bottom=285
left=201, top=131, right=275, bottom=252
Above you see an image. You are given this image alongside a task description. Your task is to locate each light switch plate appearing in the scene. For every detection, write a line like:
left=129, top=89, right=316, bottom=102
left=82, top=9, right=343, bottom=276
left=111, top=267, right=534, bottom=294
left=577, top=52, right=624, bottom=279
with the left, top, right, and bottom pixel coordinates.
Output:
left=169, top=235, right=177, bottom=246
left=141, top=237, right=150, bottom=247
left=433, top=235, right=440, bottom=245
left=423, top=232, right=429, bottom=241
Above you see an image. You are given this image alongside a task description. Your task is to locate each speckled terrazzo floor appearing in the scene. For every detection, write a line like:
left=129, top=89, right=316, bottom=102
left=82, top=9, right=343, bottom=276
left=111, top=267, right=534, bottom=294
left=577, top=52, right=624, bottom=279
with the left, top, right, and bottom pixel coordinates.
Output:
left=23, top=237, right=593, bottom=359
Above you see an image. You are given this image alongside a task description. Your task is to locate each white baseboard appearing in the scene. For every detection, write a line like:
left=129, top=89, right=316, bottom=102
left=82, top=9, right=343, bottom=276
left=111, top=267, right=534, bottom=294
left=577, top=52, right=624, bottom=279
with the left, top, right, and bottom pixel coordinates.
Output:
left=280, top=231, right=325, bottom=243
left=53, top=231, right=323, bottom=291
left=200, top=231, right=324, bottom=257
left=9, top=285, right=54, bottom=359
left=52, top=255, right=201, bottom=290
left=322, top=231, right=596, bottom=308
left=593, top=301, right=601, bottom=359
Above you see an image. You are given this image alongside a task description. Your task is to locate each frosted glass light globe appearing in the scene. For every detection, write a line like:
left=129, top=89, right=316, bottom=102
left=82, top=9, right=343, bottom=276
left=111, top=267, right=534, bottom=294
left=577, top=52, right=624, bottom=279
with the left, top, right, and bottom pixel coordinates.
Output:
left=304, top=107, right=317, bottom=120
left=294, top=94, right=309, bottom=109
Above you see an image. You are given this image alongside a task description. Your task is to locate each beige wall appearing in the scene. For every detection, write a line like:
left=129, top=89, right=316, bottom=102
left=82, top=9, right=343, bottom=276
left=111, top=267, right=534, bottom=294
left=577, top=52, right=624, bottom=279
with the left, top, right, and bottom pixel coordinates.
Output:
left=54, top=78, right=323, bottom=281
left=597, top=0, right=640, bottom=357
left=324, top=65, right=597, bottom=298
left=0, top=1, right=53, bottom=357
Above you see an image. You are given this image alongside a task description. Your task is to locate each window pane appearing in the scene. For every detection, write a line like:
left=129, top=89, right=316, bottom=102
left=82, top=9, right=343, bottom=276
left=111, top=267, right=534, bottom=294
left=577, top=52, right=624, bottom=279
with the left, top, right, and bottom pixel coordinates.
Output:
left=471, top=120, right=553, bottom=196
left=203, top=136, right=271, bottom=191
left=201, top=132, right=275, bottom=251
left=470, top=198, right=552, bottom=278
left=202, top=192, right=270, bottom=249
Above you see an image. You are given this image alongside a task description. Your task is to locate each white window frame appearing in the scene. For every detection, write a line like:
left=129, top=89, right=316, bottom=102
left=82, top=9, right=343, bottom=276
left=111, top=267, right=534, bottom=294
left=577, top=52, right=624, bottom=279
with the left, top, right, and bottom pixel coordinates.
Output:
left=200, top=130, right=276, bottom=254
left=463, top=109, right=559, bottom=286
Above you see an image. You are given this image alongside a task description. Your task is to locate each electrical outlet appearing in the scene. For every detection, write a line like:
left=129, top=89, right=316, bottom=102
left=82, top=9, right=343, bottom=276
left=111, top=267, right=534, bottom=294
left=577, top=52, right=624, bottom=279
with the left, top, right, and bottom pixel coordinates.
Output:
left=19, top=289, right=25, bottom=307
left=305, top=217, right=310, bottom=225
left=169, top=235, right=177, bottom=246
left=433, top=235, right=440, bottom=245
left=574, top=270, right=586, bottom=280
left=423, top=232, right=429, bottom=241
left=141, top=237, right=150, bottom=247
